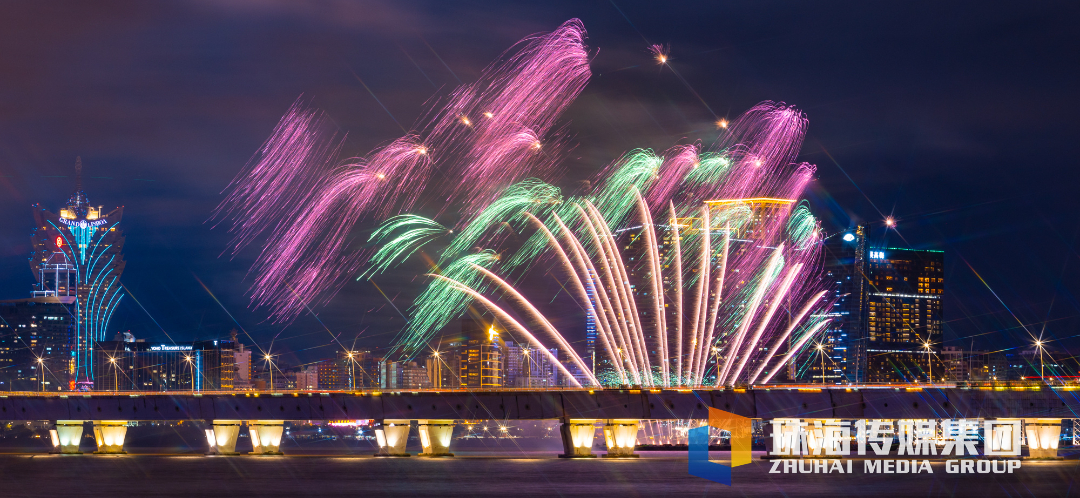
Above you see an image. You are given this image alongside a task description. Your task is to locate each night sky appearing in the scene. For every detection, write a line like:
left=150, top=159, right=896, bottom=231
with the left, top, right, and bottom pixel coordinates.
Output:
left=1, top=1, right=1078, bottom=369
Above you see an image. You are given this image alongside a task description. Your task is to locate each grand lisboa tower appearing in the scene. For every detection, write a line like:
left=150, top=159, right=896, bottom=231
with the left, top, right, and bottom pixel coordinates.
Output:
left=29, top=157, right=126, bottom=390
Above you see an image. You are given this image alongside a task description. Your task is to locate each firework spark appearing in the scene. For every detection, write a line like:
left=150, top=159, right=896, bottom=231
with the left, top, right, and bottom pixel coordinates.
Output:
left=215, top=20, right=590, bottom=321
left=219, top=19, right=832, bottom=387
left=365, top=100, right=830, bottom=387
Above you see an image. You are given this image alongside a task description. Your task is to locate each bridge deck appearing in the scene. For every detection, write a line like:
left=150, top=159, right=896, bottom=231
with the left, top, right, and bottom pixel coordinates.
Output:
left=1, top=387, right=1078, bottom=421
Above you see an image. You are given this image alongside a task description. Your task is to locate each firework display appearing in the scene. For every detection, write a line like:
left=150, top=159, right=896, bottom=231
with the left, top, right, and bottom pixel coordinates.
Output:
left=218, top=19, right=832, bottom=387
left=214, top=20, right=590, bottom=321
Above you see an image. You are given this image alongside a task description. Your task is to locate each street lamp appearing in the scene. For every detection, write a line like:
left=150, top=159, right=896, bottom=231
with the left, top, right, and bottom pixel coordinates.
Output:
left=816, top=344, right=826, bottom=385
left=36, top=357, right=44, bottom=392
left=712, top=347, right=721, bottom=385
left=265, top=354, right=275, bottom=392
left=1034, top=340, right=1045, bottom=382
left=184, top=355, right=195, bottom=392
left=431, top=350, right=443, bottom=389
left=109, top=356, right=118, bottom=391
left=346, top=351, right=355, bottom=390
left=922, top=341, right=934, bottom=384
left=520, top=347, right=532, bottom=387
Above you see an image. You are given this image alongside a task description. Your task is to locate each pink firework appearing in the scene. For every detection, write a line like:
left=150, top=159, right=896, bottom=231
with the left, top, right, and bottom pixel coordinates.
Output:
left=215, top=20, right=591, bottom=321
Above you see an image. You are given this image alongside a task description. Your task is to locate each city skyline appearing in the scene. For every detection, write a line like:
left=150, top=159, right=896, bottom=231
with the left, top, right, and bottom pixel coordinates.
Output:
left=0, top=2, right=1078, bottom=373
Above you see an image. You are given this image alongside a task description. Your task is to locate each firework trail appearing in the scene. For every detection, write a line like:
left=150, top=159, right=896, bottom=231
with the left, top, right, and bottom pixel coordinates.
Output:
left=364, top=100, right=831, bottom=387
left=215, top=20, right=590, bottom=321
left=219, top=18, right=832, bottom=387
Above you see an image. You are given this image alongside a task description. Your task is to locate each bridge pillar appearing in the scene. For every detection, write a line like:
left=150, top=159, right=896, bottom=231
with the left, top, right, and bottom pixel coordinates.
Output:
left=54, top=421, right=85, bottom=454
left=92, top=421, right=128, bottom=454
left=206, top=420, right=242, bottom=455
left=1023, top=418, right=1062, bottom=459
left=602, top=419, right=640, bottom=458
left=417, top=419, right=454, bottom=457
left=374, top=419, right=411, bottom=457
left=247, top=420, right=285, bottom=455
left=559, top=419, right=597, bottom=458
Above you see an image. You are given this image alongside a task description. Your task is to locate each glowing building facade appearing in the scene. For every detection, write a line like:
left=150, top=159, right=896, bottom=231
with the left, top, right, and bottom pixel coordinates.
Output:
left=814, top=234, right=944, bottom=384
left=91, top=340, right=236, bottom=391
left=816, top=224, right=871, bottom=383
left=30, top=158, right=126, bottom=389
left=864, top=247, right=944, bottom=383
left=0, top=297, right=73, bottom=391
left=459, top=318, right=503, bottom=388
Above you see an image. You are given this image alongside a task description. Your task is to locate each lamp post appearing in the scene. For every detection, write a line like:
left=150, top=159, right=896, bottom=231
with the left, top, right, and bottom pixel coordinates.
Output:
left=109, top=356, right=118, bottom=391
left=816, top=344, right=825, bottom=385
left=265, top=354, right=275, bottom=392
left=712, top=347, right=721, bottom=385
left=346, top=351, right=355, bottom=390
left=1034, top=340, right=1045, bottom=382
left=36, top=357, right=44, bottom=392
left=432, top=350, right=442, bottom=389
left=184, top=355, right=194, bottom=392
left=923, top=341, right=933, bottom=384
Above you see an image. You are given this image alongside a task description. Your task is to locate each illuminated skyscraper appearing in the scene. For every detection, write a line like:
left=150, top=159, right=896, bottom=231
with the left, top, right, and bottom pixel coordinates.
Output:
left=864, top=247, right=944, bottom=383
left=809, top=233, right=944, bottom=384
left=459, top=318, right=503, bottom=388
left=29, top=157, right=126, bottom=389
left=815, top=224, right=870, bottom=383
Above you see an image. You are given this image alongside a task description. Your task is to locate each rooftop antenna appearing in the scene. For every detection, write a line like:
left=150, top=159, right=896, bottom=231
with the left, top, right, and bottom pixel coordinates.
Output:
left=75, top=156, right=83, bottom=192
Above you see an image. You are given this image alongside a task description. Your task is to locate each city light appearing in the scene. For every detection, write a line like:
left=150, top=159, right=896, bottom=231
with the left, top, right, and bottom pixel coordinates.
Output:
left=885, top=217, right=896, bottom=227
left=1035, top=339, right=1046, bottom=380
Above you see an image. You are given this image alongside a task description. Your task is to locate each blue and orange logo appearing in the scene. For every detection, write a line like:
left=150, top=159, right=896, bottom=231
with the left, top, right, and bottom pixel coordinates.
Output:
left=688, top=407, right=752, bottom=486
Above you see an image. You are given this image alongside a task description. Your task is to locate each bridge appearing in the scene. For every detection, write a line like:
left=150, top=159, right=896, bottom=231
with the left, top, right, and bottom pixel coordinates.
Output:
left=3, top=386, right=1078, bottom=457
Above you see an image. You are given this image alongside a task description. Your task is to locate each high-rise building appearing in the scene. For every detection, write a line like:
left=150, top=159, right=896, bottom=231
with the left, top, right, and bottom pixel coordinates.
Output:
left=234, top=343, right=253, bottom=389
left=660, top=198, right=799, bottom=384
left=378, top=359, right=403, bottom=389
left=401, top=361, right=431, bottom=389
left=503, top=341, right=558, bottom=387
left=312, top=358, right=345, bottom=389
left=863, top=247, right=945, bottom=383
left=30, top=158, right=126, bottom=389
left=942, top=346, right=1010, bottom=382
left=459, top=318, right=503, bottom=388
left=0, top=298, right=74, bottom=391
left=339, top=350, right=378, bottom=389
left=91, top=340, right=236, bottom=391
left=584, top=273, right=598, bottom=375
left=811, top=231, right=945, bottom=384
left=295, top=367, right=319, bottom=390
left=815, top=225, right=870, bottom=383
left=426, top=345, right=461, bottom=388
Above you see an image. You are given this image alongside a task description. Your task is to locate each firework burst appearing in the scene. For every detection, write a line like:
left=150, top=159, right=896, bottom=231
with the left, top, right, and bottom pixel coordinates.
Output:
left=218, top=20, right=832, bottom=387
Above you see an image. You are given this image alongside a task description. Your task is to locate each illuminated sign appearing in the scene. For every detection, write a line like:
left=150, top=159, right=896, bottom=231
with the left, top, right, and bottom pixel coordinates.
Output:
left=842, top=233, right=855, bottom=242
left=55, top=236, right=64, bottom=249
left=150, top=345, right=193, bottom=351
left=870, top=250, right=885, bottom=260
left=59, top=218, right=107, bottom=229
